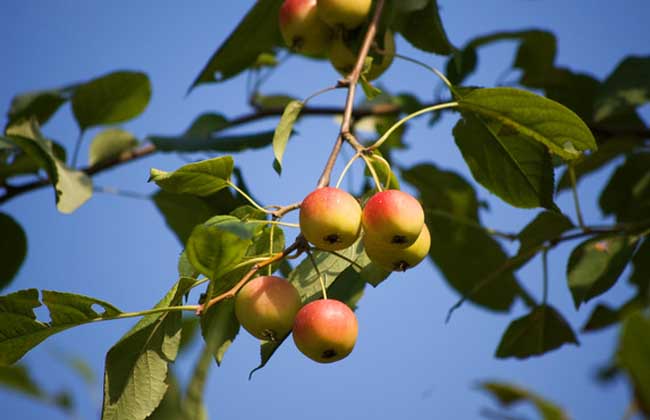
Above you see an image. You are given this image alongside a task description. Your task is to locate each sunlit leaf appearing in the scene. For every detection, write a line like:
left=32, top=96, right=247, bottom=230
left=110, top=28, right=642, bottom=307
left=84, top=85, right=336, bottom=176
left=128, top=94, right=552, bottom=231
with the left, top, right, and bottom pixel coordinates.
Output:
left=185, top=221, right=254, bottom=281
left=0, top=289, right=122, bottom=366
left=88, top=128, right=138, bottom=166
left=6, top=86, right=76, bottom=128
left=72, top=71, right=151, bottom=129
left=149, top=156, right=234, bottom=197
left=453, top=113, right=556, bottom=209
left=457, top=87, right=597, bottom=160
left=102, top=277, right=196, bottom=420
left=273, top=100, right=303, bottom=175
left=5, top=120, right=92, bottom=213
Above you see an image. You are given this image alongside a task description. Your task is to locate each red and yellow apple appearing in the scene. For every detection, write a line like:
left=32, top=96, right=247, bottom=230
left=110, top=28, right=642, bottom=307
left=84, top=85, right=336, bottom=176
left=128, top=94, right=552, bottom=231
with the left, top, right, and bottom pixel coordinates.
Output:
left=362, top=189, right=425, bottom=248
left=292, top=299, right=358, bottom=363
left=316, top=0, right=372, bottom=29
left=235, top=275, right=302, bottom=342
left=364, top=224, right=431, bottom=271
left=299, top=187, right=362, bottom=251
left=279, top=0, right=332, bottom=55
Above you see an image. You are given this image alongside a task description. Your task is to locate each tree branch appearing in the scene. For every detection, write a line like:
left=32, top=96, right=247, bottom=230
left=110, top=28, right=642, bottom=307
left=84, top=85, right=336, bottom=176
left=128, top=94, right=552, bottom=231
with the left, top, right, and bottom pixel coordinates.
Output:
left=316, top=0, right=386, bottom=188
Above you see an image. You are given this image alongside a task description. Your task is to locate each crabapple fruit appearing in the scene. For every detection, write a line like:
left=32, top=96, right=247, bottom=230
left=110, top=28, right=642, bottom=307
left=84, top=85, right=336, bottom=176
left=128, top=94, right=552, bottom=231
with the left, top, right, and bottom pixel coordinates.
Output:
left=316, top=0, right=372, bottom=30
left=362, top=189, right=425, bottom=248
left=279, top=0, right=332, bottom=55
left=299, top=187, right=362, bottom=251
left=292, top=299, right=358, bottom=363
left=235, top=275, right=302, bottom=342
left=364, top=224, right=431, bottom=271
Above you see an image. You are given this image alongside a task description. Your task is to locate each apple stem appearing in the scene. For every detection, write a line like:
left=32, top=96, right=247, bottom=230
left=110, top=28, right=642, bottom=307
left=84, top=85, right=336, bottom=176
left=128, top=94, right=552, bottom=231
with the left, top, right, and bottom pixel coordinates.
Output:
left=335, top=152, right=362, bottom=189
left=197, top=238, right=306, bottom=315
left=306, top=248, right=328, bottom=300
left=369, top=102, right=459, bottom=151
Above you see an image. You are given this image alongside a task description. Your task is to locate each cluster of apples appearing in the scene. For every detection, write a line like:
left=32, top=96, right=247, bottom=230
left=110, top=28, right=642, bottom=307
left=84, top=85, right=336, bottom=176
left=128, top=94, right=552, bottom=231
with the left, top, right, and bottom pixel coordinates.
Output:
left=234, top=187, right=429, bottom=363
left=300, top=187, right=430, bottom=271
left=278, top=0, right=395, bottom=80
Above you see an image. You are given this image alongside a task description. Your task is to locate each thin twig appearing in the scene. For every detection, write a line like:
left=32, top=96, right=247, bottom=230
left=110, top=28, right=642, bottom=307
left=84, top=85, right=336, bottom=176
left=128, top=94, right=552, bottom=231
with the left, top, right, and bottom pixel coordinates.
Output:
left=197, top=237, right=306, bottom=315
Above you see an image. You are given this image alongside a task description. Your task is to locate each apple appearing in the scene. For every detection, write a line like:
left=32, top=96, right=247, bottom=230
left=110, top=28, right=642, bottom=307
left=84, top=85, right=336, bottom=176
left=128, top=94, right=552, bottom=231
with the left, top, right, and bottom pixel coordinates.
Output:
left=362, top=189, right=425, bottom=248
left=364, top=224, right=431, bottom=271
left=235, top=275, right=302, bottom=342
left=316, top=0, right=372, bottom=30
left=292, top=299, right=358, bottom=363
left=328, top=30, right=395, bottom=80
left=279, top=0, right=333, bottom=56
left=299, top=187, right=362, bottom=251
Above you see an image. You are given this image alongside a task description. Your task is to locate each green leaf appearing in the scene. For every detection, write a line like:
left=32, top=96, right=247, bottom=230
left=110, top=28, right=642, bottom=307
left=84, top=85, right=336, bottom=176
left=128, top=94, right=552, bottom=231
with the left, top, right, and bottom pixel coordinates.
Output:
left=102, top=277, right=195, bottom=420
left=5, top=120, right=93, bottom=213
left=446, top=30, right=557, bottom=87
left=480, top=381, right=569, bottom=420
left=457, top=87, right=597, bottom=160
left=199, top=300, right=239, bottom=366
left=495, top=305, right=579, bottom=359
left=185, top=222, right=253, bottom=281
left=567, top=235, right=639, bottom=308
left=289, top=241, right=364, bottom=304
left=152, top=188, right=244, bottom=245
left=599, top=153, right=650, bottom=222
left=252, top=94, right=297, bottom=110
left=0, top=213, right=27, bottom=291
left=150, top=130, right=274, bottom=153
left=617, top=312, right=650, bottom=416
left=403, top=164, right=519, bottom=311
left=394, top=0, right=455, bottom=55
left=582, top=299, right=642, bottom=333
left=0, top=289, right=122, bottom=366
left=365, top=152, right=400, bottom=190
left=595, top=56, right=650, bottom=121
left=272, top=100, right=303, bottom=175
left=146, top=373, right=182, bottom=420
left=6, top=86, right=76, bottom=128
left=149, top=156, right=234, bottom=196
left=327, top=266, right=367, bottom=311
left=0, top=364, right=43, bottom=398
left=556, top=137, right=639, bottom=191
left=184, top=113, right=229, bottom=137
left=0, top=364, right=73, bottom=412
left=88, top=128, right=138, bottom=166
left=453, top=113, right=556, bottom=209
left=517, top=212, right=574, bottom=257
left=72, top=71, right=151, bottom=130
left=190, top=0, right=284, bottom=89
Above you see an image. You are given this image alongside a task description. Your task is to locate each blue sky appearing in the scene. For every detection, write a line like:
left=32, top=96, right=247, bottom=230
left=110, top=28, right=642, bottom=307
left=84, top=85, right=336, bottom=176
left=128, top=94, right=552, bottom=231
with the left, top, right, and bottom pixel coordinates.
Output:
left=1, top=1, right=649, bottom=419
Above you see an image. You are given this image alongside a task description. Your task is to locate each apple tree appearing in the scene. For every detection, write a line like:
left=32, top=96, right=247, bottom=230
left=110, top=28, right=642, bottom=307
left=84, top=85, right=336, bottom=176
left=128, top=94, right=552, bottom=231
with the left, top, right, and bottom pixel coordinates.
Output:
left=1, top=1, right=649, bottom=419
